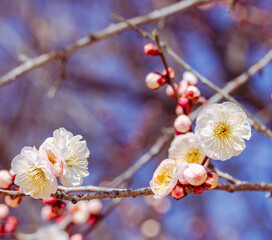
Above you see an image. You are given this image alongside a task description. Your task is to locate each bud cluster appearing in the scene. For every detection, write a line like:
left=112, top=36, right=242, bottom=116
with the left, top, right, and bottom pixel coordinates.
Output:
left=0, top=170, right=22, bottom=208
left=150, top=159, right=219, bottom=200
left=41, top=196, right=103, bottom=239
left=170, top=163, right=219, bottom=200
left=0, top=204, right=18, bottom=236
left=143, top=44, right=206, bottom=136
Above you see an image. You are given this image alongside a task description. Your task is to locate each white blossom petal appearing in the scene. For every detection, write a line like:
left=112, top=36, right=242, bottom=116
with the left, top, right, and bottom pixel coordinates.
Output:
left=195, top=102, right=251, bottom=161
left=12, top=147, right=58, bottom=199
left=169, top=132, right=205, bottom=164
left=150, top=159, right=177, bottom=199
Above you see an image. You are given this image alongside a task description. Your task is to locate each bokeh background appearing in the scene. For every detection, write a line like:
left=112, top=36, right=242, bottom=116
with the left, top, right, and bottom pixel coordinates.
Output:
left=0, top=0, right=272, bottom=239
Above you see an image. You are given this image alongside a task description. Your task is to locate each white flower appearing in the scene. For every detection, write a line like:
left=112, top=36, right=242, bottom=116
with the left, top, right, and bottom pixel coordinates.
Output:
left=39, top=137, right=65, bottom=177
left=150, top=159, right=178, bottom=199
left=52, top=128, right=90, bottom=187
left=195, top=102, right=251, bottom=161
left=169, top=132, right=205, bottom=164
left=11, top=147, right=58, bottom=199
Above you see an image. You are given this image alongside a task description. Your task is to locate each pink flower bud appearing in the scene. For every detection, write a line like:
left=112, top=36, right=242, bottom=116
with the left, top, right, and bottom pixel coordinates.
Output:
left=185, top=86, right=200, bottom=102
left=193, top=185, right=204, bottom=194
left=43, top=197, right=58, bottom=205
left=174, top=115, right=192, bottom=134
left=204, top=172, right=219, bottom=189
left=162, top=67, right=175, bottom=79
left=145, top=72, right=166, bottom=90
left=0, top=204, right=9, bottom=220
left=4, top=196, right=21, bottom=208
left=177, top=97, right=191, bottom=114
left=178, top=81, right=189, bottom=96
left=9, top=169, right=16, bottom=181
left=0, top=170, right=13, bottom=189
left=178, top=97, right=189, bottom=109
left=165, top=83, right=178, bottom=98
left=87, top=200, right=102, bottom=215
left=175, top=105, right=184, bottom=116
left=41, top=205, right=57, bottom=221
left=70, top=233, right=84, bottom=240
left=144, top=43, right=160, bottom=56
left=4, top=216, right=18, bottom=233
left=87, top=215, right=99, bottom=226
left=174, top=162, right=189, bottom=184
left=183, top=71, right=198, bottom=86
left=183, top=163, right=207, bottom=186
left=170, top=184, right=185, bottom=200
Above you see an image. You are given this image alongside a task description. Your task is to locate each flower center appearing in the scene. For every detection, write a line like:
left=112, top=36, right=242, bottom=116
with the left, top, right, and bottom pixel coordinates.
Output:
left=185, top=148, right=202, bottom=163
left=213, top=122, right=231, bottom=139
left=156, top=168, right=174, bottom=193
left=46, top=149, right=57, bottom=166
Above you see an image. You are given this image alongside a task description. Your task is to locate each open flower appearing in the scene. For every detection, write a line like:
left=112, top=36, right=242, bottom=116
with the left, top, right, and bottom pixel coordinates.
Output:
left=52, top=128, right=90, bottom=187
left=195, top=102, right=251, bottom=161
left=169, top=132, right=205, bottom=164
left=150, top=159, right=178, bottom=199
left=39, top=138, right=65, bottom=177
left=11, top=147, right=58, bottom=199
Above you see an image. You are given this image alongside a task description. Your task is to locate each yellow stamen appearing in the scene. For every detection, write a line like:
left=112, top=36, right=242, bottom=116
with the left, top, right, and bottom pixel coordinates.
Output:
left=185, top=148, right=202, bottom=163
left=213, top=122, right=231, bottom=140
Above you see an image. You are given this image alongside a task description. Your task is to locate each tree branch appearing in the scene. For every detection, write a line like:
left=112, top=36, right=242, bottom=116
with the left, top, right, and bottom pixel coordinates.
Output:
left=0, top=0, right=221, bottom=88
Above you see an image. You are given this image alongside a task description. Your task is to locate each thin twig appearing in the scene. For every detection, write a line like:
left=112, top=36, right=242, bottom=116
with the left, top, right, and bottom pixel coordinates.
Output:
left=113, top=15, right=272, bottom=139
left=0, top=0, right=222, bottom=88
left=47, top=56, right=67, bottom=98
left=107, top=129, right=173, bottom=188
left=153, top=30, right=179, bottom=98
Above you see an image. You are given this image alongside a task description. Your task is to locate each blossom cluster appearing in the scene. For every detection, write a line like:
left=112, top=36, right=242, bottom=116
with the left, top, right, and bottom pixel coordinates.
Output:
left=144, top=43, right=252, bottom=199
left=11, top=128, right=90, bottom=199
left=150, top=159, right=218, bottom=199
left=0, top=204, right=18, bottom=236
left=39, top=197, right=103, bottom=240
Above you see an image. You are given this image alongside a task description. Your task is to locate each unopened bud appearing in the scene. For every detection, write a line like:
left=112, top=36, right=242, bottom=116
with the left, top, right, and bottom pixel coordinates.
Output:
left=204, top=172, right=219, bottom=189
left=4, top=196, right=21, bottom=208
left=174, top=162, right=189, bottom=184
left=0, top=170, right=13, bottom=189
left=87, top=215, right=99, bottom=226
left=175, top=105, right=184, bottom=116
left=178, top=81, right=189, bottom=96
left=70, top=233, right=84, bottom=240
left=0, top=204, right=9, bottom=220
left=43, top=197, right=58, bottom=205
left=178, top=97, right=189, bottom=109
left=185, top=86, right=200, bottom=102
left=193, top=185, right=204, bottom=194
left=41, top=205, right=57, bottom=221
left=165, top=83, right=178, bottom=98
left=183, top=71, right=198, bottom=86
left=162, top=68, right=175, bottom=79
left=170, top=184, right=185, bottom=200
left=144, top=43, right=160, bottom=56
left=9, top=169, right=16, bottom=181
left=183, top=163, right=207, bottom=186
left=174, top=115, right=192, bottom=134
left=145, top=72, right=166, bottom=90
left=4, top=216, right=18, bottom=233
left=87, top=200, right=103, bottom=215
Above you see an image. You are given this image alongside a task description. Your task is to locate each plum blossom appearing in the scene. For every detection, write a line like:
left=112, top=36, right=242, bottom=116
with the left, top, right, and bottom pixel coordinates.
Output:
left=169, top=133, right=205, bottom=164
left=11, top=147, right=58, bottom=199
left=39, top=138, right=65, bottom=177
left=150, top=159, right=178, bottom=199
left=195, top=102, right=251, bottom=161
left=52, top=128, right=90, bottom=187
